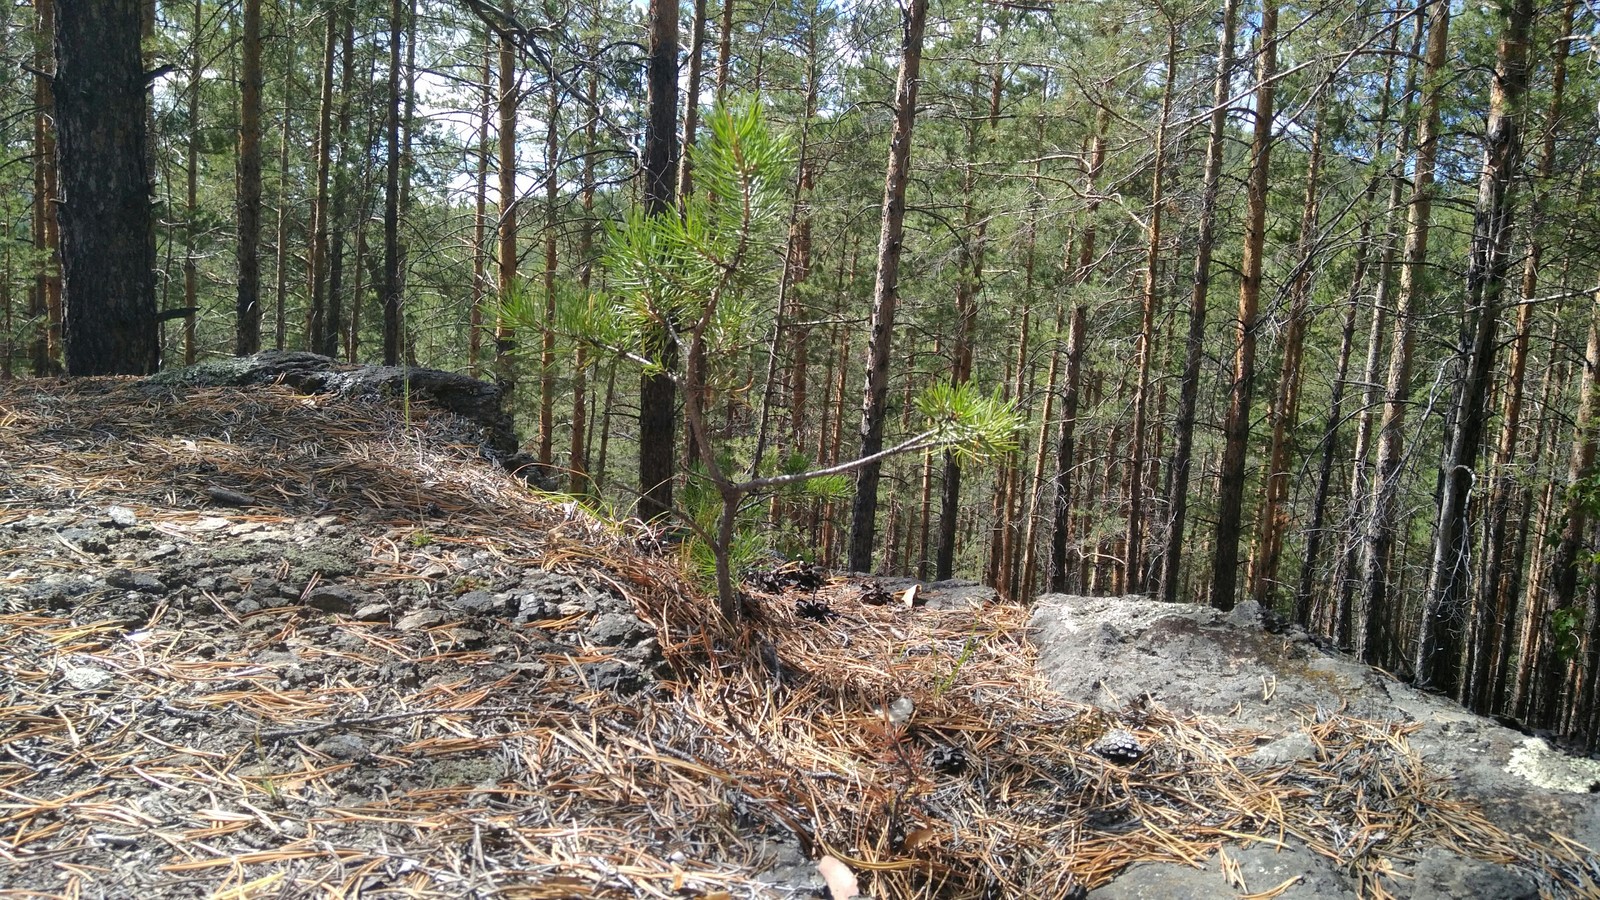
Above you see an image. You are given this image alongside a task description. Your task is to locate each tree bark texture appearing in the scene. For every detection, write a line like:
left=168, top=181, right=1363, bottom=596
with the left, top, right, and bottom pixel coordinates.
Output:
left=55, top=0, right=157, bottom=375
left=847, top=0, right=928, bottom=572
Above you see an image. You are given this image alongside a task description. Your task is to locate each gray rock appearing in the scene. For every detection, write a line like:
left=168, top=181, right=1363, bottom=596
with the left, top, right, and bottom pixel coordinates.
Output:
left=105, top=568, right=168, bottom=595
left=63, top=666, right=113, bottom=692
left=352, top=603, right=391, bottom=622
left=923, top=579, right=999, bottom=610
left=1250, top=731, right=1317, bottom=767
left=1226, top=599, right=1264, bottom=629
left=397, top=609, right=448, bottom=631
left=104, top=506, right=138, bottom=528
left=1384, top=849, right=1539, bottom=899
left=315, top=733, right=370, bottom=761
left=448, top=590, right=504, bottom=616
left=62, top=528, right=110, bottom=554
left=305, top=584, right=361, bottom=614
left=586, top=612, right=649, bottom=646
left=1089, top=841, right=1354, bottom=899
left=1031, top=594, right=1600, bottom=864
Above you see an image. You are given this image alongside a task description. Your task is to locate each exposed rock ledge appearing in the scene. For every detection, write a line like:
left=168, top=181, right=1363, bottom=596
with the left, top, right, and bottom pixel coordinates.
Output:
left=148, top=351, right=519, bottom=460
left=1030, top=594, right=1600, bottom=898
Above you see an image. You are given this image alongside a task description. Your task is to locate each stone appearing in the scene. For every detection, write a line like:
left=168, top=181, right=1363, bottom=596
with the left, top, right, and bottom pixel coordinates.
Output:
left=448, top=590, right=503, bottom=616
left=104, top=506, right=138, bottom=528
left=315, top=733, right=370, bottom=761
left=305, top=584, right=361, bottom=615
left=585, top=612, right=649, bottom=647
left=63, top=666, right=112, bottom=692
left=352, top=603, right=391, bottom=622
left=105, top=568, right=169, bottom=595
left=1387, top=849, right=1539, bottom=899
left=61, top=528, right=110, bottom=554
left=397, top=609, right=448, bottom=631
left=1088, top=841, right=1354, bottom=899
left=1250, top=731, right=1317, bottom=767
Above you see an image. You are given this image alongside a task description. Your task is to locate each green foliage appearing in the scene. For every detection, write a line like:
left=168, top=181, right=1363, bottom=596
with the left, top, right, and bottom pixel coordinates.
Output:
left=914, top=383, right=1024, bottom=462
left=598, top=100, right=794, bottom=371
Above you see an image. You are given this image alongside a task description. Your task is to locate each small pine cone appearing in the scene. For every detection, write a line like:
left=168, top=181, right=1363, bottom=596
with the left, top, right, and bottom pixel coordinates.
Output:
left=1091, top=728, right=1144, bottom=764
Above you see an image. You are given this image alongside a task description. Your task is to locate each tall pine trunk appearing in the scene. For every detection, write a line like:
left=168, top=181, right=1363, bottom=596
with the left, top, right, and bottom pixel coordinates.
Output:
left=1361, top=0, right=1450, bottom=667
left=1212, top=0, right=1279, bottom=611
left=236, top=0, right=263, bottom=354
left=55, top=0, right=157, bottom=375
left=847, top=0, right=928, bottom=571
left=638, top=0, right=681, bottom=521
left=1159, top=0, right=1237, bottom=603
left=1416, top=0, right=1532, bottom=694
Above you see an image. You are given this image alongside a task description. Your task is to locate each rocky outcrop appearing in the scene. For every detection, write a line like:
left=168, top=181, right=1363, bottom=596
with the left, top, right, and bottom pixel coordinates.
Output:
left=1030, top=594, right=1600, bottom=898
left=148, top=351, right=519, bottom=459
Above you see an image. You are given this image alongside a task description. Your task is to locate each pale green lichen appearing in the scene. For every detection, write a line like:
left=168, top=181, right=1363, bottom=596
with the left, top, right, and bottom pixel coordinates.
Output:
left=1506, top=737, right=1600, bottom=793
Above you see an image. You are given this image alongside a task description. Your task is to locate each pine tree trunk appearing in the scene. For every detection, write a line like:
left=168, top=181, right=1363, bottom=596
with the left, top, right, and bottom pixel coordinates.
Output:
left=1473, top=0, right=1576, bottom=713
left=469, top=38, right=491, bottom=377
left=1126, top=24, right=1177, bottom=594
left=494, top=14, right=518, bottom=393
left=847, top=0, right=928, bottom=571
left=183, top=0, right=202, bottom=366
left=55, top=0, right=157, bottom=375
left=236, top=0, right=263, bottom=354
left=306, top=11, right=337, bottom=353
left=1159, top=0, right=1238, bottom=603
left=271, top=0, right=295, bottom=352
left=570, top=59, right=600, bottom=495
left=638, top=0, right=681, bottom=521
left=31, top=0, right=62, bottom=374
left=381, top=0, right=405, bottom=365
left=1211, top=0, right=1278, bottom=612
left=1252, top=108, right=1323, bottom=608
left=1417, top=0, right=1532, bottom=694
left=1361, top=0, right=1451, bottom=667
left=1538, top=292, right=1600, bottom=727
left=1048, top=303, right=1088, bottom=592
left=538, top=82, right=560, bottom=468
left=678, top=0, right=707, bottom=201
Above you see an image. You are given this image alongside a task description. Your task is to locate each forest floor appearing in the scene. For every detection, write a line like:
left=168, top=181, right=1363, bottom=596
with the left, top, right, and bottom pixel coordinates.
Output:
left=1, top=373, right=1597, bottom=899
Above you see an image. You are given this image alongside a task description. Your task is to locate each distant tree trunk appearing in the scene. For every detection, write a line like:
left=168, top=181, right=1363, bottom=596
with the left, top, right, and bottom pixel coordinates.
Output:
left=235, top=0, right=263, bottom=354
left=31, top=0, right=62, bottom=374
left=1473, top=0, right=1575, bottom=713
left=306, top=11, right=337, bottom=353
left=494, top=14, right=518, bottom=393
left=1048, top=302, right=1088, bottom=593
left=55, top=0, right=157, bottom=375
left=936, top=131, right=986, bottom=582
left=1416, top=0, right=1532, bottom=694
left=381, top=0, right=405, bottom=365
left=1159, top=0, right=1237, bottom=603
left=183, top=0, right=202, bottom=365
left=1361, top=0, right=1451, bottom=667
left=324, top=20, right=356, bottom=361
left=469, top=38, right=491, bottom=377
left=271, top=0, right=295, bottom=352
left=847, top=0, right=928, bottom=571
left=638, top=0, right=681, bottom=521
left=1126, top=24, right=1177, bottom=594
left=1331, top=11, right=1423, bottom=644
left=714, top=0, right=734, bottom=100
left=1211, top=0, right=1278, bottom=612
left=538, top=81, right=560, bottom=467
left=571, top=61, right=600, bottom=495
left=1538, top=292, right=1600, bottom=726
left=678, top=0, right=708, bottom=202
left=1252, top=107, right=1323, bottom=608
